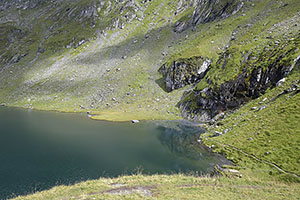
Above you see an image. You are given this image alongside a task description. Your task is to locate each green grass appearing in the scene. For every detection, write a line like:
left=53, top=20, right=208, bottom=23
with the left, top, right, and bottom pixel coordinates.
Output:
left=91, top=109, right=181, bottom=122
left=12, top=174, right=300, bottom=200
left=168, top=0, right=300, bottom=89
left=201, top=69, right=300, bottom=182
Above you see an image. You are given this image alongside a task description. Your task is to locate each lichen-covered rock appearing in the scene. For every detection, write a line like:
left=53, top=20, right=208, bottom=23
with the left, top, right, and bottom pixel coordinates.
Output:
left=179, top=37, right=299, bottom=122
left=159, top=57, right=211, bottom=92
left=180, top=68, right=286, bottom=121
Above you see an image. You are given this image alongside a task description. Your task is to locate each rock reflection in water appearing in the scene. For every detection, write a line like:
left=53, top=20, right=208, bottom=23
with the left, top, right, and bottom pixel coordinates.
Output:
left=156, top=121, right=213, bottom=160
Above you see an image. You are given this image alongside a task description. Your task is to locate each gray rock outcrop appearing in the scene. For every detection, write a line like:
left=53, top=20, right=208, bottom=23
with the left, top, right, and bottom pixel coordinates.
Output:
left=174, top=0, right=244, bottom=32
left=179, top=50, right=296, bottom=122
left=159, top=57, right=211, bottom=92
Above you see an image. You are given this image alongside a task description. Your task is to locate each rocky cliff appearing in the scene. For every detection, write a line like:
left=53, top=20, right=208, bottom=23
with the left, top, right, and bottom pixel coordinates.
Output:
left=158, top=56, right=211, bottom=92
left=178, top=35, right=300, bottom=121
left=158, top=0, right=300, bottom=122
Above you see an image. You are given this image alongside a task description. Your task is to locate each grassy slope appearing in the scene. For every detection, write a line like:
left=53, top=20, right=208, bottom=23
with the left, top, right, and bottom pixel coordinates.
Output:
left=201, top=69, right=300, bottom=182
left=0, top=0, right=187, bottom=121
left=182, top=0, right=300, bottom=183
left=2, top=0, right=297, bottom=121
left=169, top=0, right=300, bottom=88
left=13, top=174, right=300, bottom=200
left=155, top=0, right=300, bottom=185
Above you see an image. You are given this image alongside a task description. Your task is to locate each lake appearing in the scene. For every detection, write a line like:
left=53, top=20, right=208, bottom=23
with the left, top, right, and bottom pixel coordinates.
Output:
left=0, top=106, right=229, bottom=199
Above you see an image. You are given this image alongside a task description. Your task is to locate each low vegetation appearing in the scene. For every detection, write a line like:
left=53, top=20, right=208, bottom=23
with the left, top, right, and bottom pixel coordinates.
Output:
left=13, top=174, right=300, bottom=200
left=202, top=69, right=300, bottom=182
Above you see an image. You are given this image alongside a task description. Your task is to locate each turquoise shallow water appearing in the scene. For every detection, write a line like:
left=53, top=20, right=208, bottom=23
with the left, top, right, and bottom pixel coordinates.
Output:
left=0, top=106, right=228, bottom=199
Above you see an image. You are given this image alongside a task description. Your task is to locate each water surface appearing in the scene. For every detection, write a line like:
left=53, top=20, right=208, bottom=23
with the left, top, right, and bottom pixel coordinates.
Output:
left=0, top=107, right=228, bottom=199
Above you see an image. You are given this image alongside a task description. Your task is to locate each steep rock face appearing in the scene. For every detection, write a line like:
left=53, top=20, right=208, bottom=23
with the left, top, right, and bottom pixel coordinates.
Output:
left=178, top=36, right=300, bottom=122
left=174, top=0, right=244, bottom=32
left=191, top=0, right=244, bottom=26
left=179, top=66, right=289, bottom=121
left=159, top=57, right=211, bottom=92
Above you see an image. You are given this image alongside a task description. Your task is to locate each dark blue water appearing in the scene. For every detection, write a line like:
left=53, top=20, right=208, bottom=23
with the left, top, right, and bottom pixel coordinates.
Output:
left=0, top=106, right=228, bottom=199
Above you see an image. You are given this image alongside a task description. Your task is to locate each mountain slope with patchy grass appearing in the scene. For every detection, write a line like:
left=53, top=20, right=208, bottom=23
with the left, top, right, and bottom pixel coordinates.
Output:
left=0, top=0, right=246, bottom=121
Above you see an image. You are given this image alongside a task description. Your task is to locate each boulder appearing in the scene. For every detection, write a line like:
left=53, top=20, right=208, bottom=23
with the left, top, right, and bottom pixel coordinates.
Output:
left=276, top=78, right=286, bottom=87
left=226, top=169, right=240, bottom=173
left=132, top=120, right=140, bottom=123
left=258, top=105, right=267, bottom=111
left=213, top=131, right=223, bottom=137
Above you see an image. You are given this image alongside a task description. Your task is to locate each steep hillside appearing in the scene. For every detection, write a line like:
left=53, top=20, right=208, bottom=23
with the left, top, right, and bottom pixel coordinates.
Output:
left=1, top=0, right=299, bottom=122
left=0, top=0, right=246, bottom=121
